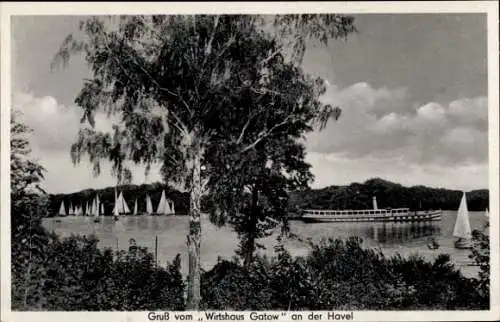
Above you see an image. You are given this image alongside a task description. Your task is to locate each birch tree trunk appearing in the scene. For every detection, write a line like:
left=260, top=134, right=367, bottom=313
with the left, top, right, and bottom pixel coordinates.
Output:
left=186, top=147, right=202, bottom=310
left=243, top=187, right=259, bottom=267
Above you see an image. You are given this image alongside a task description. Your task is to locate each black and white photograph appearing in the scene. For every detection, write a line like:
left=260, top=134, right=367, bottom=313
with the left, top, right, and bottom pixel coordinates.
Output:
left=1, top=2, right=499, bottom=320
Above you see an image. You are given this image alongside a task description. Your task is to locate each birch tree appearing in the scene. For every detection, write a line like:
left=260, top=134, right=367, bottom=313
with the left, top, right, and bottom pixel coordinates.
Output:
left=52, top=14, right=356, bottom=309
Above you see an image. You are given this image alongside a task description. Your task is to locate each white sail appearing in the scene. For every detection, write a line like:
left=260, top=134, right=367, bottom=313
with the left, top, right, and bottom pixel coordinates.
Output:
left=485, top=208, right=489, bottom=217
left=86, top=202, right=90, bottom=216
left=453, top=192, right=472, bottom=239
left=114, top=191, right=130, bottom=214
left=100, top=203, right=104, bottom=215
left=95, top=194, right=100, bottom=216
left=119, top=192, right=131, bottom=213
left=58, top=201, right=66, bottom=216
left=165, top=199, right=172, bottom=214
left=156, top=190, right=172, bottom=214
left=68, top=203, right=74, bottom=215
left=91, top=198, right=95, bottom=216
left=146, top=194, right=153, bottom=214
left=170, top=200, right=175, bottom=215
left=113, top=189, right=119, bottom=217
left=94, top=198, right=99, bottom=217
left=156, top=191, right=165, bottom=214
left=134, top=199, right=138, bottom=215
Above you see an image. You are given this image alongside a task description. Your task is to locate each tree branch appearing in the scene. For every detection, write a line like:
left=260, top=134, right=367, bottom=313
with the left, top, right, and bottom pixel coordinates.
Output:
left=236, top=114, right=255, bottom=144
left=241, top=115, right=295, bottom=153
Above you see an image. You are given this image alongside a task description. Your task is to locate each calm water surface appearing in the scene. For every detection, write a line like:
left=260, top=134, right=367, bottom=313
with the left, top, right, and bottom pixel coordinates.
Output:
left=42, top=211, right=488, bottom=278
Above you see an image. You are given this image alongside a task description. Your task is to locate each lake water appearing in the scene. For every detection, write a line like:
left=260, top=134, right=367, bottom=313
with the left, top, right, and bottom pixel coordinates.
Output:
left=42, top=211, right=488, bottom=278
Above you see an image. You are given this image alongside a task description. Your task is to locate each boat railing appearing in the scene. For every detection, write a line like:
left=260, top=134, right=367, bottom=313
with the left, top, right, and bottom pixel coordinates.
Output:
left=302, top=208, right=410, bottom=216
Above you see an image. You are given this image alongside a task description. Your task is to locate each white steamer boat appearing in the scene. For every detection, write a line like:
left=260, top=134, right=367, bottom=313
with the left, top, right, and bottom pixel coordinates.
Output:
left=299, top=196, right=442, bottom=223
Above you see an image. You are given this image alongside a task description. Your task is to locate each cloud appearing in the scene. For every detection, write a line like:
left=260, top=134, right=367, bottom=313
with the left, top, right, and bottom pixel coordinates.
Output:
left=12, top=86, right=488, bottom=193
left=12, top=91, right=116, bottom=152
left=309, top=81, right=489, bottom=168
left=306, top=152, right=488, bottom=191
left=12, top=91, right=163, bottom=193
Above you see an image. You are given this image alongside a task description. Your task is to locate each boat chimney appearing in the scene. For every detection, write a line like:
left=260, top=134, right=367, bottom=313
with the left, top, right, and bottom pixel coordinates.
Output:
left=372, top=196, right=378, bottom=210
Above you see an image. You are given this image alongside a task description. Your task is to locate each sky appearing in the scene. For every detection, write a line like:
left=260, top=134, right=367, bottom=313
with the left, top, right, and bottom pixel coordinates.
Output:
left=10, top=14, right=489, bottom=194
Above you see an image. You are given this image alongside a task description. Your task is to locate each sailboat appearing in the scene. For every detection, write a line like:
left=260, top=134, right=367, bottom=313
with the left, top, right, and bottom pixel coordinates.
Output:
left=156, top=190, right=173, bottom=215
left=58, top=201, right=66, bottom=217
left=92, top=196, right=101, bottom=222
left=113, top=189, right=119, bottom=221
left=146, top=194, right=153, bottom=215
left=113, top=190, right=130, bottom=220
left=453, top=192, right=472, bottom=249
left=485, top=208, right=489, bottom=218
left=170, top=200, right=175, bottom=215
left=133, top=199, right=138, bottom=216
left=68, top=203, right=74, bottom=216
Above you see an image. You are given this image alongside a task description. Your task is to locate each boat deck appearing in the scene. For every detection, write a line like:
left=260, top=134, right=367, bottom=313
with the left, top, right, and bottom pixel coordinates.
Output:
left=298, top=208, right=442, bottom=223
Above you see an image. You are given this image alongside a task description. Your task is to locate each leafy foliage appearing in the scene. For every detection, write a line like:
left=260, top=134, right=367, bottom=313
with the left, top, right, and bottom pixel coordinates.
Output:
left=469, top=225, right=490, bottom=304
left=13, top=234, right=185, bottom=311
left=52, top=14, right=357, bottom=308
left=10, top=113, right=184, bottom=311
left=201, top=237, right=488, bottom=310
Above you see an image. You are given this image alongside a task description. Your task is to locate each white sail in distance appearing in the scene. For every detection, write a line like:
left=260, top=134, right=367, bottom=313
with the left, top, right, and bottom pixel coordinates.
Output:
left=485, top=208, right=489, bottom=217
left=58, top=201, right=66, bottom=216
left=146, top=194, right=153, bottom=214
left=114, top=192, right=130, bottom=214
left=94, top=198, right=99, bottom=217
left=95, top=194, right=100, bottom=216
left=134, top=199, right=138, bottom=215
left=114, top=189, right=119, bottom=217
left=68, top=203, right=74, bottom=215
left=156, top=190, right=172, bottom=214
left=452, top=192, right=472, bottom=239
left=120, top=192, right=131, bottom=213
left=170, top=200, right=175, bottom=215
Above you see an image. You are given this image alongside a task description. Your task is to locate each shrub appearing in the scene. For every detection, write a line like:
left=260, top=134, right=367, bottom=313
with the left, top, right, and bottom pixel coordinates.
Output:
left=201, top=236, right=489, bottom=310
left=12, top=231, right=185, bottom=311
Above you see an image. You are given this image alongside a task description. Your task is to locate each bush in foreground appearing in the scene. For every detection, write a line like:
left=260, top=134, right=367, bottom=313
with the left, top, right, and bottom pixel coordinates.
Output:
left=12, top=233, right=185, bottom=311
left=201, top=236, right=488, bottom=310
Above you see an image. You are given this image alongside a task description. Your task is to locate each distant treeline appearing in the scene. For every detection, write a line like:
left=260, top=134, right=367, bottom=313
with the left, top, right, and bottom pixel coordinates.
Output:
left=49, top=183, right=190, bottom=216
left=288, top=178, right=489, bottom=212
left=49, top=178, right=490, bottom=216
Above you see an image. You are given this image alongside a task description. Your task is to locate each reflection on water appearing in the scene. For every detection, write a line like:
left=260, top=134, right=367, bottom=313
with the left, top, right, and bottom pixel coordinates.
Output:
left=366, top=222, right=441, bottom=244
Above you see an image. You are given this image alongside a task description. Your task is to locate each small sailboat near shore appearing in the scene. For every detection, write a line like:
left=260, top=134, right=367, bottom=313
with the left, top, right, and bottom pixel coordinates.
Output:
left=453, top=192, right=472, bottom=249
